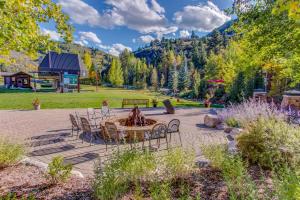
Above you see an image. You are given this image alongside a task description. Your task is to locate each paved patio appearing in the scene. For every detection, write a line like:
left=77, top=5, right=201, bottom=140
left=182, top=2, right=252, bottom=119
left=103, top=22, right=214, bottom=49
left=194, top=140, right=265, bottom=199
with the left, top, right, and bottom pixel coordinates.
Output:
left=0, top=107, right=226, bottom=176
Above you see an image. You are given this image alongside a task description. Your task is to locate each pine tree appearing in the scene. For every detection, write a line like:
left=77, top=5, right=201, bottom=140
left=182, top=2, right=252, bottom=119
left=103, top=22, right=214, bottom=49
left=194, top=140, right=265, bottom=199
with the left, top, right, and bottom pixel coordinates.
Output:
left=193, top=70, right=201, bottom=99
left=178, top=63, right=189, bottom=92
left=168, top=65, right=178, bottom=94
left=229, top=71, right=246, bottom=103
left=151, top=67, right=158, bottom=90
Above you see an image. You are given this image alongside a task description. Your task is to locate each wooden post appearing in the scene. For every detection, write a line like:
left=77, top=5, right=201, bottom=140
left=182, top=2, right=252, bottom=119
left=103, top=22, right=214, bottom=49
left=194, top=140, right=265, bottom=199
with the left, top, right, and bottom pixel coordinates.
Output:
left=95, top=71, right=99, bottom=92
left=77, top=72, right=80, bottom=93
left=60, top=71, right=63, bottom=93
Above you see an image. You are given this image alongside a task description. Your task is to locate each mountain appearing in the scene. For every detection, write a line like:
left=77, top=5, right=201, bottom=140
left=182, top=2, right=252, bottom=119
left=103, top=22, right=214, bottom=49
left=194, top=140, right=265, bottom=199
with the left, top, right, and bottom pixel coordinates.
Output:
left=134, top=20, right=234, bottom=66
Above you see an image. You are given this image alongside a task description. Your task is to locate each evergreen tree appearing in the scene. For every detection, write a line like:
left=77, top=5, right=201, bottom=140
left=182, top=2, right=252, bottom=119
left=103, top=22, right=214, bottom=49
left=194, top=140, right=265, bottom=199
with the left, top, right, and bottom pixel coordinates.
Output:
left=151, top=67, right=158, bottom=90
left=168, top=65, right=178, bottom=94
left=193, top=70, right=201, bottom=99
left=229, top=71, right=246, bottom=103
left=119, top=49, right=131, bottom=85
left=178, top=63, right=189, bottom=92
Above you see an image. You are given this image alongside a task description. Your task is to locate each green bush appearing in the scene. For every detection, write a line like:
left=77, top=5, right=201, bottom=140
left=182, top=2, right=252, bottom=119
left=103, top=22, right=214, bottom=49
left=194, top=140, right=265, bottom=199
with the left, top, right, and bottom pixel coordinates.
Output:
left=237, top=118, right=300, bottom=168
left=225, top=117, right=240, bottom=128
left=0, top=139, right=24, bottom=169
left=149, top=181, right=171, bottom=200
left=201, top=145, right=258, bottom=200
left=46, top=156, right=72, bottom=185
left=163, top=148, right=195, bottom=178
left=273, top=166, right=300, bottom=200
left=93, top=149, right=157, bottom=200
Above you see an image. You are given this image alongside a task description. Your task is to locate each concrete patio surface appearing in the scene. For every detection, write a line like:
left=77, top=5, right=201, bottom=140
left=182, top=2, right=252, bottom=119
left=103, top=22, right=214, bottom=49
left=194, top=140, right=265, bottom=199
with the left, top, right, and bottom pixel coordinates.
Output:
left=0, top=107, right=226, bottom=176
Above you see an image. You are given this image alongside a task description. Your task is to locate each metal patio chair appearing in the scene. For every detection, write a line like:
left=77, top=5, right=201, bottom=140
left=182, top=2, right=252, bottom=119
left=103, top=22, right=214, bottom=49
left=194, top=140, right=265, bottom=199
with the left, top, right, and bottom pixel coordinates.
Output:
left=80, top=117, right=99, bottom=145
left=148, top=123, right=169, bottom=150
left=70, top=114, right=81, bottom=137
left=167, top=119, right=182, bottom=146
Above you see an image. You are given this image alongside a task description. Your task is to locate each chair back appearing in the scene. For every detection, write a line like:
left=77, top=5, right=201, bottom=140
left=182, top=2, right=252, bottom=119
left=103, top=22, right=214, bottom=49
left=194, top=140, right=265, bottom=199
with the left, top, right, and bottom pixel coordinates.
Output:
left=167, top=119, right=180, bottom=133
left=151, top=123, right=168, bottom=139
left=87, top=108, right=95, bottom=121
left=70, top=114, right=79, bottom=128
left=80, top=117, right=91, bottom=133
left=100, top=125, right=111, bottom=141
left=101, top=106, right=110, bottom=118
left=105, top=122, right=119, bottom=140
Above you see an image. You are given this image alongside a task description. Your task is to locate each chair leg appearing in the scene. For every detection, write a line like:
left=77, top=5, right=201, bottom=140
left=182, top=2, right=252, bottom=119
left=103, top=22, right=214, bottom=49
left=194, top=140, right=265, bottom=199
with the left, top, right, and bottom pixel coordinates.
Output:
left=178, top=131, right=183, bottom=147
left=165, top=136, right=169, bottom=149
left=71, top=125, right=74, bottom=137
left=90, top=133, right=93, bottom=145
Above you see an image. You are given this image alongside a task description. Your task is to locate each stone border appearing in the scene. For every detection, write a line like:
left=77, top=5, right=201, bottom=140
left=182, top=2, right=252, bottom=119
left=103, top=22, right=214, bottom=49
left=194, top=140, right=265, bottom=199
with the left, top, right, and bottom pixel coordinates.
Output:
left=20, top=156, right=84, bottom=178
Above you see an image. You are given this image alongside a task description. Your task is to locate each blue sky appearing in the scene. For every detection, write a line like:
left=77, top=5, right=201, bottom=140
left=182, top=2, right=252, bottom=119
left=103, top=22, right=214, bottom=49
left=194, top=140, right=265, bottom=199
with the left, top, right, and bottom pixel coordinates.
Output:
left=41, top=0, right=233, bottom=56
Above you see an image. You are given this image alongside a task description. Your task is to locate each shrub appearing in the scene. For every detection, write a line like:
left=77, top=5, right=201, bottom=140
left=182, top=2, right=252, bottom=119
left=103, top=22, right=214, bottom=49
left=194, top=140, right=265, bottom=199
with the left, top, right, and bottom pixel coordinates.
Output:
left=237, top=118, right=300, bottom=168
left=93, top=149, right=157, bottom=200
left=163, top=148, right=195, bottom=179
left=149, top=181, right=171, bottom=200
left=201, top=145, right=259, bottom=199
left=272, top=166, right=300, bottom=200
left=225, top=117, right=240, bottom=128
left=218, top=98, right=286, bottom=127
left=0, top=139, right=24, bottom=169
left=46, top=156, right=72, bottom=185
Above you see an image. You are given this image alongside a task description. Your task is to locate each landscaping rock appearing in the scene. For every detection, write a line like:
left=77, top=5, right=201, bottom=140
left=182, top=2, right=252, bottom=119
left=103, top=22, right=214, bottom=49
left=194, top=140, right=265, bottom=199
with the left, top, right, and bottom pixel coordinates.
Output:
left=195, top=157, right=210, bottom=168
left=224, top=126, right=233, bottom=133
left=228, top=140, right=238, bottom=154
left=216, top=123, right=225, bottom=130
left=230, top=128, right=244, bottom=136
left=226, top=134, right=235, bottom=142
left=204, top=114, right=221, bottom=128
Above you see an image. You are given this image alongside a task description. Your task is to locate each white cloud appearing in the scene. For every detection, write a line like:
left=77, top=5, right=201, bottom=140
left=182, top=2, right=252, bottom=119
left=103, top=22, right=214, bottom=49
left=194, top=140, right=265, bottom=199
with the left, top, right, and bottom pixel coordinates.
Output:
left=41, top=28, right=61, bottom=41
left=58, top=0, right=175, bottom=36
left=173, top=1, right=231, bottom=32
left=151, top=0, right=165, bottom=14
left=78, top=31, right=101, bottom=44
left=179, top=30, right=190, bottom=38
left=74, top=40, right=85, bottom=46
left=108, top=43, right=132, bottom=56
left=139, top=35, right=155, bottom=43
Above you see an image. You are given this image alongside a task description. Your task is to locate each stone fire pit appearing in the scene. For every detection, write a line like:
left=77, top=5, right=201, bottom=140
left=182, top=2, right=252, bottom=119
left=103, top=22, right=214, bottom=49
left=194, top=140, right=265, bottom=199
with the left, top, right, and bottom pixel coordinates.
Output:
left=103, top=107, right=164, bottom=142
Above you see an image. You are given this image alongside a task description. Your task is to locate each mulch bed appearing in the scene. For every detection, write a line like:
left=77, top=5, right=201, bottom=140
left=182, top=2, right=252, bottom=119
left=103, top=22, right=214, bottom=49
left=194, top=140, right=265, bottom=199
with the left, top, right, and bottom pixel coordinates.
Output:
left=0, top=164, right=92, bottom=200
left=0, top=164, right=272, bottom=199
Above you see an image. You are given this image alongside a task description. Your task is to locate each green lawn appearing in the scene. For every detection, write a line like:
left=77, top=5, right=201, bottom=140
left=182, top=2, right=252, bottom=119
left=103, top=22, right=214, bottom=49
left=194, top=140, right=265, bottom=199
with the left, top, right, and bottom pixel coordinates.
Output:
left=0, top=85, right=209, bottom=110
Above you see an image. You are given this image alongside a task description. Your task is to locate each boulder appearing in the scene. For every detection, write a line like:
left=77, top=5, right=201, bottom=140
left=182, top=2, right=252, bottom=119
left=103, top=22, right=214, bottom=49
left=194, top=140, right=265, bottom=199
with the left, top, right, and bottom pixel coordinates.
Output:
left=230, top=128, right=244, bottom=136
left=224, top=127, right=233, bottom=133
left=216, top=123, right=226, bottom=130
left=204, top=114, right=221, bottom=128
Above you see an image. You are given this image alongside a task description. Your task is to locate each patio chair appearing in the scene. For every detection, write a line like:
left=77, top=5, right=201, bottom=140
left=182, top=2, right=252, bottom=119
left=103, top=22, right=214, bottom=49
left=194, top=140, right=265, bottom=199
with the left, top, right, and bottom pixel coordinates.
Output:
left=70, top=114, right=80, bottom=137
left=101, top=106, right=115, bottom=120
left=105, top=122, right=127, bottom=151
left=87, top=108, right=101, bottom=127
left=80, top=117, right=99, bottom=145
left=100, top=124, right=111, bottom=151
left=167, top=119, right=182, bottom=146
left=148, top=123, right=168, bottom=150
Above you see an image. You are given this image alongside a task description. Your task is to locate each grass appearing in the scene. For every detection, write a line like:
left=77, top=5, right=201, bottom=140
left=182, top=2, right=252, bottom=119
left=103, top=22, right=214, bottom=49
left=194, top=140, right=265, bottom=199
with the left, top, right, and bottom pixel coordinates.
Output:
left=0, top=85, right=222, bottom=110
left=0, top=139, right=24, bottom=169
